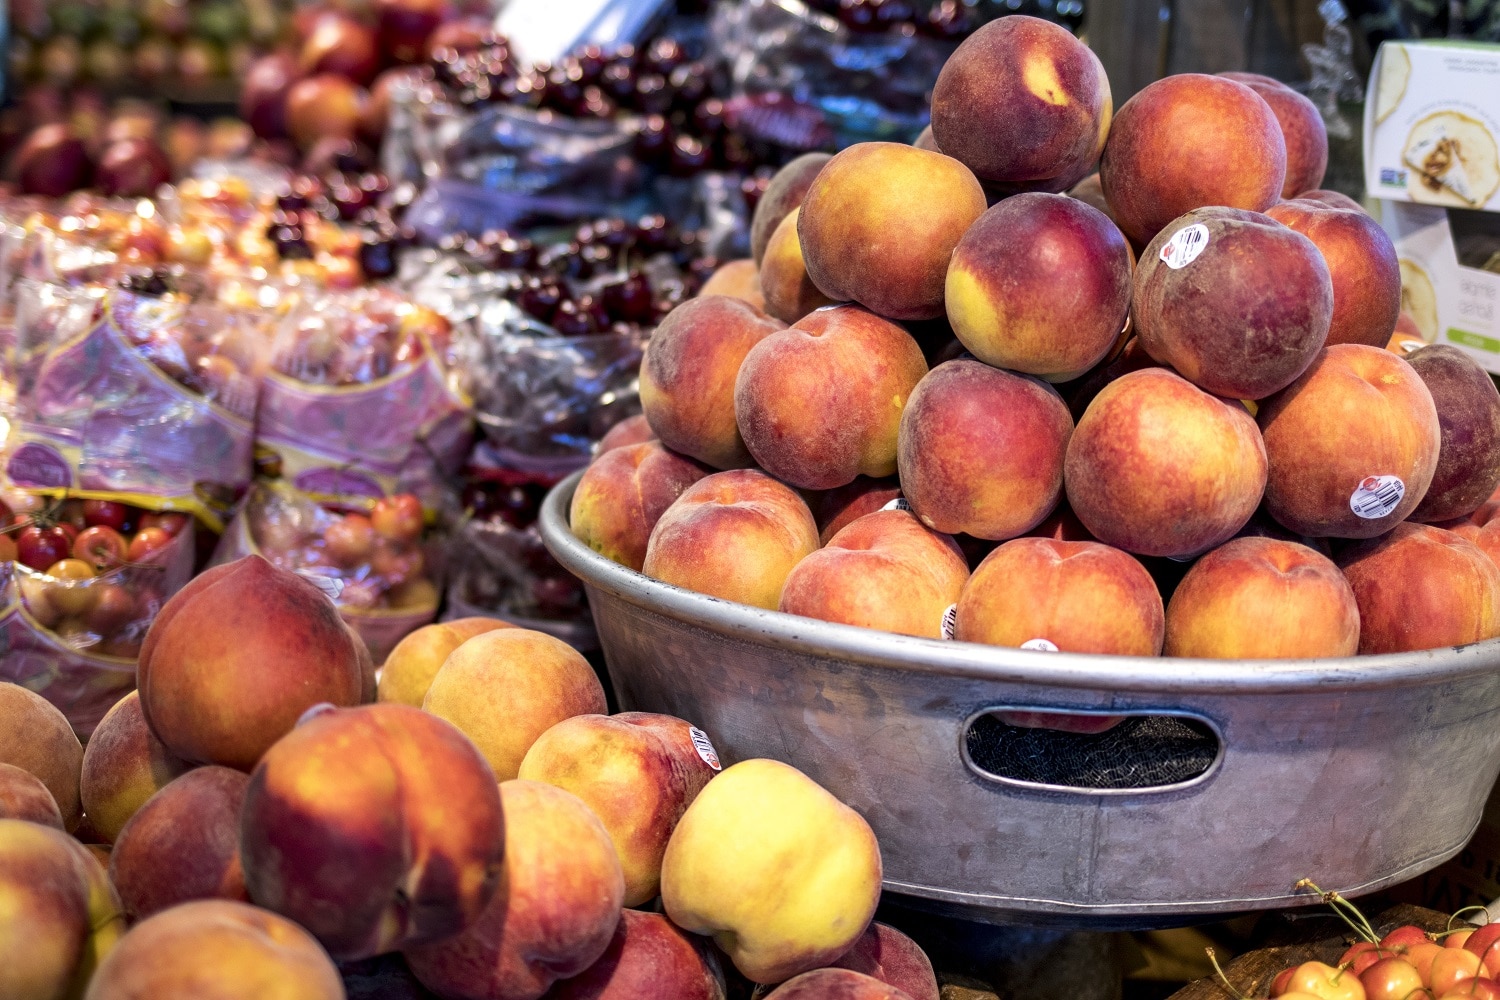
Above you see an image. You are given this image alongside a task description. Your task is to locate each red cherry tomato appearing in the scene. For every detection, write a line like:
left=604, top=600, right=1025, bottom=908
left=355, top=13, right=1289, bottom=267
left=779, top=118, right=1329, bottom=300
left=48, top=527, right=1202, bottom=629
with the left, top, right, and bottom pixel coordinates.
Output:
left=16, top=525, right=72, bottom=571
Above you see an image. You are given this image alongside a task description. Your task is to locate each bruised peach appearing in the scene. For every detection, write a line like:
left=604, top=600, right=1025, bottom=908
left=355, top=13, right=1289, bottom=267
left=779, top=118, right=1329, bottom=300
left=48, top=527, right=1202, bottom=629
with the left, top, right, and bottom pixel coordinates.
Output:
left=760, top=208, right=837, bottom=324
left=1218, top=72, right=1328, bottom=198
left=1405, top=344, right=1500, bottom=523
left=571, top=441, right=711, bottom=571
left=79, top=691, right=194, bottom=843
left=1267, top=198, right=1401, bottom=348
left=750, top=153, right=831, bottom=267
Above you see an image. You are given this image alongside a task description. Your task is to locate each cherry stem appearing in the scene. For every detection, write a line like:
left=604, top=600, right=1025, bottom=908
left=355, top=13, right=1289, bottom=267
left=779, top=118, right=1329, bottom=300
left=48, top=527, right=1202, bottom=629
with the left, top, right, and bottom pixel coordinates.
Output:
left=1296, top=880, right=1380, bottom=944
left=1206, top=948, right=1249, bottom=1000
left=1452, top=906, right=1491, bottom=931
left=1400, top=988, right=1437, bottom=1000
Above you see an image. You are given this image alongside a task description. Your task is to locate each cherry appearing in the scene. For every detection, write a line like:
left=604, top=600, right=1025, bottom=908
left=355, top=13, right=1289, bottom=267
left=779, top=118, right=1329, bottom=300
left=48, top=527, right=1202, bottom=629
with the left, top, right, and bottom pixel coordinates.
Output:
left=16, top=525, right=73, bottom=571
left=575, top=44, right=607, bottom=85
left=669, top=62, right=709, bottom=108
left=635, top=214, right=676, bottom=252
left=577, top=295, right=611, bottom=332
left=594, top=217, right=631, bottom=250
left=74, top=525, right=128, bottom=571
left=837, top=0, right=882, bottom=32
left=82, top=499, right=129, bottom=531
left=634, top=115, right=672, bottom=163
left=492, top=484, right=540, bottom=528
left=602, top=272, right=655, bottom=323
left=371, top=494, right=424, bottom=543
left=600, top=62, right=636, bottom=103
left=540, top=242, right=591, bottom=281
left=632, top=73, right=672, bottom=115
left=551, top=299, right=598, bottom=336
left=922, top=0, right=973, bottom=39
left=517, top=278, right=563, bottom=323
left=493, top=236, right=536, bottom=270
left=668, top=135, right=711, bottom=176
left=644, top=37, right=685, bottom=75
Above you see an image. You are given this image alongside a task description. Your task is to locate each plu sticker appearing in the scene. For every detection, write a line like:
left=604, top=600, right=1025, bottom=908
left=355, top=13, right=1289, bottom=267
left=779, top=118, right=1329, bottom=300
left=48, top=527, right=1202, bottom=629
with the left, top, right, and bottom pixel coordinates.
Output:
left=1159, top=223, right=1211, bottom=269
left=688, top=726, right=722, bottom=771
left=1020, top=638, right=1060, bottom=652
left=1350, top=475, right=1406, bottom=519
left=880, top=497, right=912, bottom=512
left=941, top=604, right=958, bottom=640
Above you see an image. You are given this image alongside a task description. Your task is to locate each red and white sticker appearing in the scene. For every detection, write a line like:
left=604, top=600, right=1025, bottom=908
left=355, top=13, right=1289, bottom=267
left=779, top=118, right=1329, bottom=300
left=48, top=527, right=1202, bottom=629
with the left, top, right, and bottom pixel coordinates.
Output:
left=1020, top=638, right=1060, bottom=652
left=941, top=604, right=958, bottom=640
left=1349, top=475, right=1405, bottom=519
left=881, top=497, right=912, bottom=512
left=1159, top=223, right=1211, bottom=269
left=688, top=727, right=721, bottom=771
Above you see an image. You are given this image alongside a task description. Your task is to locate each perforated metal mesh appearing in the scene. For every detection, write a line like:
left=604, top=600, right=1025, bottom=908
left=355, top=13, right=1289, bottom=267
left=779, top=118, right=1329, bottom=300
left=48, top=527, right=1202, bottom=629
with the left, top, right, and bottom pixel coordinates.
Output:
left=965, top=714, right=1220, bottom=790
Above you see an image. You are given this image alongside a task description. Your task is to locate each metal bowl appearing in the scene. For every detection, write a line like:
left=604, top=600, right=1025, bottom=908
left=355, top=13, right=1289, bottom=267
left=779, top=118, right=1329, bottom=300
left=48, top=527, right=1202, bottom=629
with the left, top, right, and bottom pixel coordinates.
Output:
left=541, top=471, right=1500, bottom=928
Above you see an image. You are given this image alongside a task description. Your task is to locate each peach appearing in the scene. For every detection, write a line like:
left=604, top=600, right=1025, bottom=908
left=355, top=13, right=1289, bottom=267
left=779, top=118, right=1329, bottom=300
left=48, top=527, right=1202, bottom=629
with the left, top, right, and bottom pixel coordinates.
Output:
left=1405, top=344, right=1500, bottom=523
left=0, top=762, right=64, bottom=828
left=81, top=899, right=342, bottom=1000
left=766, top=969, right=915, bottom=1000
left=750, top=152, right=832, bottom=267
left=929, top=15, right=1111, bottom=191
left=518, top=711, right=720, bottom=907
left=423, top=627, right=608, bottom=781
left=798, top=142, right=986, bottom=320
left=898, top=359, right=1074, bottom=539
left=1028, top=498, right=1096, bottom=543
left=779, top=510, right=969, bottom=638
left=240, top=703, right=505, bottom=960
left=550, top=908, right=727, bottom=1000
left=110, top=766, right=249, bottom=921
left=1163, top=537, right=1360, bottom=658
left=955, top=538, right=1164, bottom=654
left=79, top=690, right=194, bottom=843
left=810, top=476, right=903, bottom=545
left=638, top=295, right=786, bottom=469
left=597, top=414, right=657, bottom=455
left=1337, top=523, right=1500, bottom=653
left=643, top=469, right=820, bottom=610
left=697, top=258, right=765, bottom=312
left=1267, top=198, right=1401, bottom=348
left=661, top=759, right=882, bottom=984
left=831, top=922, right=940, bottom=1000
left=912, top=125, right=939, bottom=152
left=1297, top=189, right=1365, bottom=212
left=1258, top=344, right=1441, bottom=537
left=735, top=304, right=928, bottom=489
left=138, top=556, right=370, bottom=770
left=1064, top=368, right=1267, bottom=557
left=378, top=617, right=515, bottom=708
left=1133, top=207, right=1332, bottom=399
left=1218, top=72, right=1328, bottom=198
left=1100, top=74, right=1287, bottom=247
left=1060, top=334, right=1157, bottom=421
left=760, top=208, right=838, bottom=324
left=0, top=681, right=84, bottom=830
left=404, top=780, right=625, bottom=1000
left=0, top=818, right=124, bottom=1000
left=945, top=193, right=1131, bottom=381
left=570, top=441, right=711, bottom=572
left=1068, top=171, right=1114, bottom=220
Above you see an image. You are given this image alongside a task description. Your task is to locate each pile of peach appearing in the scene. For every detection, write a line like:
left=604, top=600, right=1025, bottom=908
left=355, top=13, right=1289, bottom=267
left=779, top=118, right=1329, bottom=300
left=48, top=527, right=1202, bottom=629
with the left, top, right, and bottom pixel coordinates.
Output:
left=0, top=554, right=939, bottom=1000
left=572, top=16, right=1500, bottom=660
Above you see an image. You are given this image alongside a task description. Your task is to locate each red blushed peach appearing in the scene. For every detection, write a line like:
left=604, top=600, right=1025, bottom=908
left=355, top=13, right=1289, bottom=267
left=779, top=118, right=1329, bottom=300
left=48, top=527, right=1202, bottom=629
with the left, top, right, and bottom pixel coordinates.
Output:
left=760, top=208, right=838, bottom=324
left=779, top=510, right=969, bottom=638
left=1028, top=498, right=1096, bottom=543
left=1405, top=344, right=1500, bottom=523
left=1163, top=536, right=1359, bottom=658
left=377, top=617, right=515, bottom=708
left=80, top=690, right=194, bottom=843
left=1060, top=334, right=1158, bottom=421
left=1068, top=172, right=1115, bottom=220
left=912, top=125, right=939, bottom=152
left=750, top=153, right=832, bottom=267
left=1267, top=198, right=1401, bottom=348
left=798, top=143, right=986, bottom=320
left=109, top=766, right=249, bottom=921
left=1064, top=368, right=1267, bottom=558
left=955, top=538, right=1164, bottom=655
left=240, top=703, right=504, bottom=960
left=639, top=296, right=786, bottom=470
left=831, top=922, right=940, bottom=1000
left=643, top=470, right=820, bottom=610
left=550, top=908, right=727, bottom=1000
left=809, top=476, right=903, bottom=546
left=898, top=359, right=1074, bottom=539
left=1258, top=345, right=1441, bottom=538
left=930, top=15, right=1111, bottom=190
left=735, top=305, right=927, bottom=489
left=0, top=681, right=84, bottom=830
left=597, top=414, right=657, bottom=456
left=766, top=969, right=916, bottom=999
left=404, top=780, right=626, bottom=1000
left=570, top=441, right=712, bottom=572
left=1100, top=74, right=1287, bottom=247
left=1218, top=72, right=1328, bottom=198
left=945, top=192, right=1131, bottom=381
left=1337, top=523, right=1500, bottom=653
left=0, top=762, right=64, bottom=828
left=1133, top=207, right=1332, bottom=400
left=1297, top=189, right=1366, bottom=212
left=698, top=259, right=765, bottom=313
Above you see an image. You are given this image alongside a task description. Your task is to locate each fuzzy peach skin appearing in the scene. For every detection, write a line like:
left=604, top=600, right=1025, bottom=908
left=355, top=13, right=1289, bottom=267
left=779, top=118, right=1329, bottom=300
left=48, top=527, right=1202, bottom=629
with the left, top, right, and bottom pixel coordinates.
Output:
left=0, top=818, right=124, bottom=1000
left=423, top=628, right=608, bottom=782
left=766, top=969, right=915, bottom=1000
left=1100, top=74, right=1287, bottom=247
left=1267, top=198, right=1401, bottom=348
left=518, top=712, right=719, bottom=907
left=240, top=703, right=505, bottom=961
left=1258, top=344, right=1440, bottom=538
left=1133, top=207, right=1332, bottom=400
left=570, top=441, right=711, bottom=572
left=137, top=556, right=370, bottom=771
left=929, top=15, right=1111, bottom=191
left=1064, top=368, right=1267, bottom=558
left=377, top=617, right=515, bottom=708
left=0, top=763, right=63, bottom=828
left=110, top=766, right=250, bottom=922
left=779, top=510, right=969, bottom=638
left=1299, top=189, right=1367, bottom=211
left=831, top=922, right=940, bottom=1000
left=1218, top=72, right=1328, bottom=198
left=898, top=359, right=1073, bottom=540
left=1059, top=334, right=1158, bottom=421
left=549, top=908, right=727, bottom=1000
left=596, top=414, right=657, bottom=456
left=1337, top=523, right=1500, bottom=654
left=760, top=209, right=838, bottom=324
left=797, top=142, right=986, bottom=320
left=661, top=758, right=881, bottom=985
left=1163, top=537, right=1359, bottom=658
left=1405, top=344, right=1500, bottom=523
left=809, top=476, right=903, bottom=545
left=404, top=780, right=625, bottom=1000
left=1068, top=172, right=1115, bottom=219
left=79, top=690, right=194, bottom=843
left=643, top=469, right=820, bottom=610
left=81, top=899, right=343, bottom=1000
left=735, top=304, right=928, bottom=490
left=750, top=153, right=832, bottom=267
left=946, top=193, right=1130, bottom=381
left=698, top=259, right=765, bottom=312
left=955, top=538, right=1164, bottom=654
left=638, top=296, right=787, bottom=470
left=0, top=681, right=84, bottom=830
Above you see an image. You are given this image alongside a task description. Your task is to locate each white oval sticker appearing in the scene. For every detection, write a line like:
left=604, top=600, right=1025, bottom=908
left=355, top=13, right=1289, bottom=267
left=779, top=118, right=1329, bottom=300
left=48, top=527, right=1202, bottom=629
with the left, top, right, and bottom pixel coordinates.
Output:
left=941, top=604, right=958, bottom=640
left=688, top=727, right=722, bottom=771
left=1020, top=638, right=1060, bottom=652
left=1159, top=223, right=1211, bottom=269
left=1350, top=475, right=1406, bottom=519
left=880, top=497, right=912, bottom=513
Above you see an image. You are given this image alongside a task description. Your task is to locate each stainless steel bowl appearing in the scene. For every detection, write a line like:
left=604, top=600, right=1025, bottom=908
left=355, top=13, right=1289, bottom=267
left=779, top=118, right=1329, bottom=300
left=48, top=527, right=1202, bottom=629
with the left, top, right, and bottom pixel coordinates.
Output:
left=541, top=472, right=1500, bottom=928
